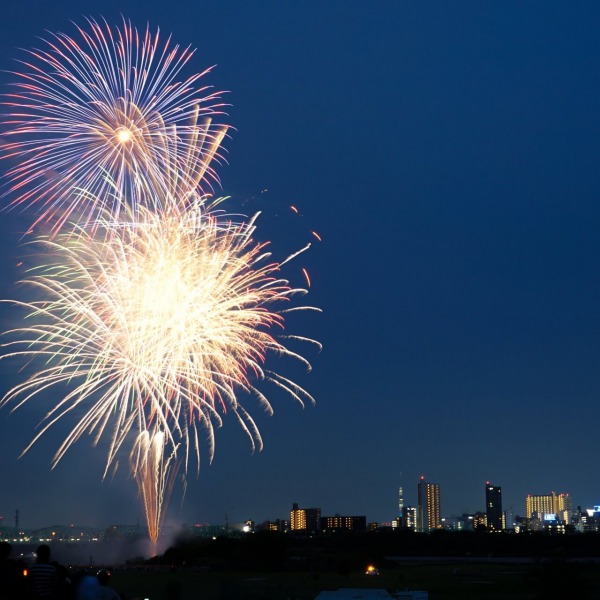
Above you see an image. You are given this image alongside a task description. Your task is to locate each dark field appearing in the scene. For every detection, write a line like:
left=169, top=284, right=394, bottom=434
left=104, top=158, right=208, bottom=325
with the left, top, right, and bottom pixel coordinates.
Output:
left=14, top=531, right=600, bottom=599
left=106, top=559, right=600, bottom=600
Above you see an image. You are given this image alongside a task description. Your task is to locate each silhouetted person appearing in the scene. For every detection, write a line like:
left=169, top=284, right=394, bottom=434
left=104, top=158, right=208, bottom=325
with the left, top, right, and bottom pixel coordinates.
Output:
left=0, top=542, right=19, bottom=600
left=27, top=544, right=57, bottom=600
left=75, top=572, right=100, bottom=600
left=96, top=570, right=120, bottom=600
left=53, top=562, right=74, bottom=600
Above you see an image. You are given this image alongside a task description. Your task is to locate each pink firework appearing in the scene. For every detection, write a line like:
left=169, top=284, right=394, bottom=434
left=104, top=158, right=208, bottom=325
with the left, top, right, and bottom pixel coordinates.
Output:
left=1, top=17, right=228, bottom=233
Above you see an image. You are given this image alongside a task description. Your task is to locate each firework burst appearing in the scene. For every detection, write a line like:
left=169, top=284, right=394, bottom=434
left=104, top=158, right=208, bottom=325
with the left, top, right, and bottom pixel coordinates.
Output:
left=1, top=18, right=319, bottom=545
left=1, top=17, right=228, bottom=233
left=0, top=204, right=320, bottom=541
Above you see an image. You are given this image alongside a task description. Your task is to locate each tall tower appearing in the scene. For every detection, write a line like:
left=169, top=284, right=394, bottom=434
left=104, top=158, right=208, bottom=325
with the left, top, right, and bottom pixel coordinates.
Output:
left=485, top=482, right=503, bottom=531
left=398, top=472, right=404, bottom=521
left=417, top=476, right=441, bottom=533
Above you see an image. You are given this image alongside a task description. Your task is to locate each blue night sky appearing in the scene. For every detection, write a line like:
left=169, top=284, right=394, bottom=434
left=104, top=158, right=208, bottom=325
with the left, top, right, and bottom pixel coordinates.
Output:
left=0, top=1, right=600, bottom=530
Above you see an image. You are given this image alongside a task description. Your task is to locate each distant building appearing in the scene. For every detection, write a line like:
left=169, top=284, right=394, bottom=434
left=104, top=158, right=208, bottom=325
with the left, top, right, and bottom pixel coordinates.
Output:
left=321, top=515, right=366, bottom=532
left=526, top=495, right=552, bottom=519
left=255, top=519, right=288, bottom=532
left=290, top=503, right=321, bottom=533
left=441, top=513, right=480, bottom=531
left=485, top=483, right=504, bottom=531
left=440, top=516, right=459, bottom=530
left=586, top=505, right=600, bottom=517
left=573, top=506, right=600, bottom=532
left=417, top=477, right=441, bottom=533
left=526, top=492, right=571, bottom=522
left=402, top=506, right=418, bottom=531
left=473, top=512, right=487, bottom=530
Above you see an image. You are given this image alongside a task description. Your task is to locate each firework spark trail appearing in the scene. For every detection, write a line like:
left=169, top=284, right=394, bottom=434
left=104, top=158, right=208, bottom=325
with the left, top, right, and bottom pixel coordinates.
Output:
left=132, top=430, right=181, bottom=544
left=0, top=205, right=321, bottom=542
left=1, top=17, right=228, bottom=233
left=1, top=18, right=319, bottom=545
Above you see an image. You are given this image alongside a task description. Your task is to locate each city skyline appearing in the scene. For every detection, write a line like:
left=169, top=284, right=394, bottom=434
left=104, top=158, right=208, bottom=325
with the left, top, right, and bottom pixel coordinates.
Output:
left=1, top=1, right=600, bottom=530
left=0, top=476, right=591, bottom=532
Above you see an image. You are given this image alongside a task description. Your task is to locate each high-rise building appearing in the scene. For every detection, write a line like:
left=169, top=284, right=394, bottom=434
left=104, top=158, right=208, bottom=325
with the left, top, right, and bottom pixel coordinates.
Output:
left=290, top=503, right=321, bottom=533
left=485, top=482, right=503, bottom=531
left=526, top=494, right=553, bottom=519
left=417, top=477, right=441, bottom=533
left=402, top=506, right=418, bottom=531
left=556, top=493, right=572, bottom=524
left=504, top=508, right=515, bottom=530
left=526, top=492, right=571, bottom=522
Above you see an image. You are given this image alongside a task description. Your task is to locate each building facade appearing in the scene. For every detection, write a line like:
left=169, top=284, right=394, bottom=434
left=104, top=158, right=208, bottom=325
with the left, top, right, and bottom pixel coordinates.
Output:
left=290, top=503, right=321, bottom=533
left=321, top=515, right=367, bottom=532
left=486, top=483, right=504, bottom=531
left=417, top=477, right=441, bottom=533
left=526, top=492, right=571, bottom=522
left=403, top=506, right=418, bottom=531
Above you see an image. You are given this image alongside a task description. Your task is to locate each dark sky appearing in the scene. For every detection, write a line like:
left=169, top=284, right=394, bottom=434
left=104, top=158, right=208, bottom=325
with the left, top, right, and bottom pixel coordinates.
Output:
left=0, top=1, right=600, bottom=530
